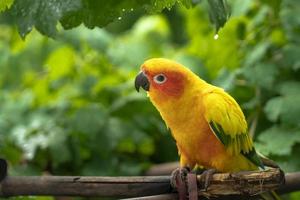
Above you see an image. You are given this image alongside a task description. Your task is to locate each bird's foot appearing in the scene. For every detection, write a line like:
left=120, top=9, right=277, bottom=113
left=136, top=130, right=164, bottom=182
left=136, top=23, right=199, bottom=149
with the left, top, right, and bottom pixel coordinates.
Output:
left=192, top=167, right=205, bottom=174
left=199, top=168, right=217, bottom=191
left=170, top=167, right=190, bottom=189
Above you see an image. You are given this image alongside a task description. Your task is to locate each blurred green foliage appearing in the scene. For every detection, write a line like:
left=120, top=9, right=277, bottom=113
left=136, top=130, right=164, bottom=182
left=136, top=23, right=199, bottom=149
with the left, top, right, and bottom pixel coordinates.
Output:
left=0, top=0, right=300, bottom=199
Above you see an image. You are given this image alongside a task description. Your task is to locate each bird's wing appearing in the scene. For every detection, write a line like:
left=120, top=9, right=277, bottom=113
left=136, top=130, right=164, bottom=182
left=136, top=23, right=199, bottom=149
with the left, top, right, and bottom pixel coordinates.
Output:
left=202, top=88, right=264, bottom=168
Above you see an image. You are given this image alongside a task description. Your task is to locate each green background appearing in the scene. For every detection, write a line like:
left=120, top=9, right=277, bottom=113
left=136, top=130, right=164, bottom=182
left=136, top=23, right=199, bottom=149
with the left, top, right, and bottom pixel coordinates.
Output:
left=0, top=0, right=300, bottom=199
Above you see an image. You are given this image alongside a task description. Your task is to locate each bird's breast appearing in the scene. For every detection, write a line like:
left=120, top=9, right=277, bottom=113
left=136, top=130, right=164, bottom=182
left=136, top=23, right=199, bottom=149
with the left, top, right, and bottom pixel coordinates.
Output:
left=150, top=89, right=225, bottom=167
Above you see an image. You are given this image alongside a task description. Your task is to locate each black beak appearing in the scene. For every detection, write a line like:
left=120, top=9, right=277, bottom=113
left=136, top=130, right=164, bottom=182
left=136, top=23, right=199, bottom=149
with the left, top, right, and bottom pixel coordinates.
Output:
left=135, top=71, right=150, bottom=92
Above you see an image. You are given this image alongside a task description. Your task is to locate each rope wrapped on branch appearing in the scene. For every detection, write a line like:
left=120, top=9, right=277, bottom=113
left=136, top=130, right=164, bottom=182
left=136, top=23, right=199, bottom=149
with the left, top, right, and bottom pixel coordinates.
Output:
left=0, top=168, right=290, bottom=199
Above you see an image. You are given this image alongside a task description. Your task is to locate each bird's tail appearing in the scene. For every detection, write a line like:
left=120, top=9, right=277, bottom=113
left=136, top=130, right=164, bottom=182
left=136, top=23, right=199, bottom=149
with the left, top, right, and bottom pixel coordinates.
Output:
left=258, top=152, right=279, bottom=169
left=257, top=152, right=283, bottom=200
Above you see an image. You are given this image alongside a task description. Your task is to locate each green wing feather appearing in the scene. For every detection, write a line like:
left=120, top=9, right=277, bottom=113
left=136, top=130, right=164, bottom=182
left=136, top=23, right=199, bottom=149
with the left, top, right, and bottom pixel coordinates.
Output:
left=241, top=148, right=264, bottom=169
left=209, top=121, right=264, bottom=169
left=203, top=88, right=264, bottom=169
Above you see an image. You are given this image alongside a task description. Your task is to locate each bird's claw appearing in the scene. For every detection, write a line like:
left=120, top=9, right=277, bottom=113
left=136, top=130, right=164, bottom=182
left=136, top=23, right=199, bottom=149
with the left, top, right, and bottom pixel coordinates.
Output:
left=170, top=167, right=190, bottom=189
left=199, top=168, right=217, bottom=191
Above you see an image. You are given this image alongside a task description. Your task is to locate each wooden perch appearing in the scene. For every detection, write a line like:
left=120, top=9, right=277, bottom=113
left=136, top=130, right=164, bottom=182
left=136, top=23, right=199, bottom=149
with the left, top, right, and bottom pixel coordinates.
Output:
left=0, top=168, right=287, bottom=199
left=197, top=168, right=283, bottom=197
left=0, top=176, right=171, bottom=198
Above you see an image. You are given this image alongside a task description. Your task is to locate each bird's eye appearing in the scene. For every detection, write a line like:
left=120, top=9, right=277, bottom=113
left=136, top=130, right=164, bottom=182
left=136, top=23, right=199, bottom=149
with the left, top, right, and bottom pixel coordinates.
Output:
left=153, top=74, right=167, bottom=84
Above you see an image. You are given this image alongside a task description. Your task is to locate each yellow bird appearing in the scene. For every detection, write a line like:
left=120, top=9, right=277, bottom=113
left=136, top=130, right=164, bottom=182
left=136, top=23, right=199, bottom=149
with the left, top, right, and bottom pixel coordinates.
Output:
left=135, top=58, right=281, bottom=200
left=134, top=58, right=266, bottom=174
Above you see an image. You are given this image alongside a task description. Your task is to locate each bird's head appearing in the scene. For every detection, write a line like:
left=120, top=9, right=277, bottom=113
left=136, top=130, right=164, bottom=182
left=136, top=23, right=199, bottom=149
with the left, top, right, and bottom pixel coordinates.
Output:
left=135, top=58, right=201, bottom=104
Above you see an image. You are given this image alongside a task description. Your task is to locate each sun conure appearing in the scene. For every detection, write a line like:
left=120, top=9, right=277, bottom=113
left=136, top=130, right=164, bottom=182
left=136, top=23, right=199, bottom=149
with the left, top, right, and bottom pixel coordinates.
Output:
left=135, top=58, right=265, bottom=173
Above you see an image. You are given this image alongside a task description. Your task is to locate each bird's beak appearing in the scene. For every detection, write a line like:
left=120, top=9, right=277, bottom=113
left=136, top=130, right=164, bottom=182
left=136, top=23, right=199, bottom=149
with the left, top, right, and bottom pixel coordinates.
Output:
left=135, top=71, right=150, bottom=92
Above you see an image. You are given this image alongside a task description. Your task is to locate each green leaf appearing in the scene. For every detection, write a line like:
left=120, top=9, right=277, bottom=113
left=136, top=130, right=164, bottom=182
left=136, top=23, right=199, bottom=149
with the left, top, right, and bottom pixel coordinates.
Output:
left=230, top=0, right=252, bottom=17
left=261, top=0, right=282, bottom=18
left=242, top=62, right=279, bottom=89
left=9, top=0, right=82, bottom=38
left=264, top=97, right=282, bottom=122
left=279, top=95, right=300, bottom=126
left=61, top=0, right=140, bottom=30
left=61, top=0, right=192, bottom=32
left=71, top=104, right=107, bottom=134
left=138, top=137, right=155, bottom=155
left=280, top=0, right=300, bottom=43
left=264, top=95, right=300, bottom=126
left=282, top=45, right=300, bottom=70
left=256, top=126, right=300, bottom=156
left=147, top=0, right=177, bottom=12
left=5, top=0, right=193, bottom=38
left=213, top=68, right=235, bottom=90
left=117, top=137, right=136, bottom=153
left=270, top=144, right=300, bottom=172
left=244, top=42, right=269, bottom=67
left=207, top=0, right=230, bottom=33
left=180, top=0, right=193, bottom=8
left=48, top=130, right=71, bottom=167
left=147, top=0, right=193, bottom=11
left=277, top=81, right=300, bottom=96
left=0, top=0, right=14, bottom=12
left=45, top=46, right=75, bottom=80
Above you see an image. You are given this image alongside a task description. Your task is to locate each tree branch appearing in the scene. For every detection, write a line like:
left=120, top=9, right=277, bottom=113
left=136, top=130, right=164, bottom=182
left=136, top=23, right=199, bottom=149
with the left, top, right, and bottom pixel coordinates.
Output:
left=0, top=168, right=287, bottom=198
left=277, top=172, right=300, bottom=194
left=146, top=162, right=300, bottom=196
left=0, top=176, right=171, bottom=198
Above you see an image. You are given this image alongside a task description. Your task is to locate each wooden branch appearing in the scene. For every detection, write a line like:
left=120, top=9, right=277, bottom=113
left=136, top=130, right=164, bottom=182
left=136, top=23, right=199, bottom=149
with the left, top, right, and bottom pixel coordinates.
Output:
left=146, top=162, right=300, bottom=195
left=277, top=172, right=300, bottom=194
left=0, top=168, right=286, bottom=198
left=197, top=168, right=284, bottom=198
left=122, top=194, right=263, bottom=200
left=122, top=194, right=179, bottom=200
left=0, top=176, right=171, bottom=198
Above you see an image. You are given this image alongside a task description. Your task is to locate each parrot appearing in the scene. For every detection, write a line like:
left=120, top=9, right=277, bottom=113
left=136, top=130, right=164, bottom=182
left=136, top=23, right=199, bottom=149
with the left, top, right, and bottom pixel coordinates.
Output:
left=134, top=58, right=279, bottom=192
